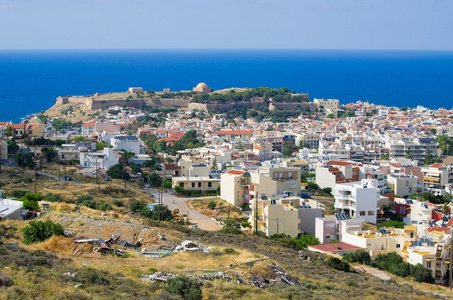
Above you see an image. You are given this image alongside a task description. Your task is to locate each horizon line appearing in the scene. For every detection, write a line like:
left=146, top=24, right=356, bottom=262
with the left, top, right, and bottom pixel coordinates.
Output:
left=0, top=48, right=453, bottom=52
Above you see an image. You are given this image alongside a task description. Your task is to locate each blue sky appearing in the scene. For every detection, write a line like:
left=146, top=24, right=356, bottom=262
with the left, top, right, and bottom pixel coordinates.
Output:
left=0, top=0, right=452, bottom=50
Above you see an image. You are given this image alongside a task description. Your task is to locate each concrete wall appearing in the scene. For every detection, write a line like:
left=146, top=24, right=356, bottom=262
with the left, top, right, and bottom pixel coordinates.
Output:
left=298, top=208, right=323, bottom=235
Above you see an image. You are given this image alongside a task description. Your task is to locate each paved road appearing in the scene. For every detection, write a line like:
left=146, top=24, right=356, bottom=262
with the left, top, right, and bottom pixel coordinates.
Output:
left=147, top=189, right=222, bottom=231
left=359, top=266, right=391, bottom=281
left=26, top=170, right=81, bottom=186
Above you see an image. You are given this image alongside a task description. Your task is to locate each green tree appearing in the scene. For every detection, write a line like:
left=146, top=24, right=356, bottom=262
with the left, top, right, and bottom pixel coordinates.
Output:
left=326, top=113, right=335, bottom=119
left=5, top=126, right=14, bottom=137
left=381, top=153, right=389, bottom=160
left=162, top=179, right=172, bottom=190
left=21, top=219, right=64, bottom=244
left=149, top=173, right=162, bottom=187
left=219, top=219, right=242, bottom=235
left=107, top=164, right=129, bottom=179
left=19, top=193, right=43, bottom=211
left=7, top=139, right=19, bottom=155
left=207, top=201, right=217, bottom=209
left=164, top=275, right=202, bottom=300
left=282, top=144, right=293, bottom=157
left=14, top=152, right=35, bottom=168
left=378, top=220, right=406, bottom=229
left=325, top=256, right=350, bottom=272
left=211, top=157, right=218, bottom=170
left=41, top=147, right=57, bottom=162
left=342, top=250, right=371, bottom=265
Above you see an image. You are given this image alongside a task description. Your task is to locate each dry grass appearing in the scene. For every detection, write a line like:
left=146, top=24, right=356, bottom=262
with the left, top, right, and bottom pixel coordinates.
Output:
left=189, top=198, right=243, bottom=219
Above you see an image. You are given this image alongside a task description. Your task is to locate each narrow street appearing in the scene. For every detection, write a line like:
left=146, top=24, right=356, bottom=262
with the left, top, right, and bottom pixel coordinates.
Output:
left=26, top=170, right=81, bottom=186
left=148, top=189, right=222, bottom=231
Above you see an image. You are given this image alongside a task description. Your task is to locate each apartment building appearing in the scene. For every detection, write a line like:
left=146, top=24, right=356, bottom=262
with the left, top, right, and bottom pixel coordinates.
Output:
left=220, top=170, right=253, bottom=207
left=110, top=135, right=145, bottom=154
left=250, top=164, right=301, bottom=199
left=79, top=147, right=119, bottom=171
left=172, top=176, right=220, bottom=193
left=315, top=213, right=364, bottom=244
left=386, top=136, right=438, bottom=161
left=334, top=179, right=380, bottom=224
left=316, top=161, right=359, bottom=190
left=421, top=163, right=453, bottom=196
left=387, top=173, right=421, bottom=197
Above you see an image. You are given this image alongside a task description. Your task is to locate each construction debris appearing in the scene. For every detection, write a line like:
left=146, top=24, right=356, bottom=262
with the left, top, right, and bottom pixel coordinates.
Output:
left=140, top=263, right=299, bottom=289
left=173, top=240, right=212, bottom=253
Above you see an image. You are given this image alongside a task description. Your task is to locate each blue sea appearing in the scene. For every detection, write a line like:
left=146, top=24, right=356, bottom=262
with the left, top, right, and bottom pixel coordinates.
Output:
left=0, top=49, right=452, bottom=123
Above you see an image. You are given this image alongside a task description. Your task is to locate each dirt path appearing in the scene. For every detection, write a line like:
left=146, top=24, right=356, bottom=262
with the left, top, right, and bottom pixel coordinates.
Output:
left=148, top=190, right=221, bottom=231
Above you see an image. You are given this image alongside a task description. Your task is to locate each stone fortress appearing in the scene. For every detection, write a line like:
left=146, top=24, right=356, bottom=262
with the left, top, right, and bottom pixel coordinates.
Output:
left=54, top=82, right=317, bottom=113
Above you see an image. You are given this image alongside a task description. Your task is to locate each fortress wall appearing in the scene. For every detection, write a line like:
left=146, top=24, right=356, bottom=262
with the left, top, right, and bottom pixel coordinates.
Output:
left=270, top=102, right=317, bottom=112
left=144, top=98, right=190, bottom=109
left=90, top=99, right=144, bottom=110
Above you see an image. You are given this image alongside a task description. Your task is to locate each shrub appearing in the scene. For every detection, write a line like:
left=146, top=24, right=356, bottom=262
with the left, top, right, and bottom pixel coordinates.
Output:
left=44, top=192, right=62, bottom=202
left=371, top=252, right=434, bottom=283
left=325, top=256, right=350, bottom=272
left=207, top=201, right=217, bottom=209
left=107, top=164, right=129, bottom=179
left=223, top=248, right=236, bottom=254
left=410, top=263, right=435, bottom=283
left=96, top=200, right=112, bottom=211
left=76, top=194, right=93, bottom=204
left=219, top=219, right=242, bottom=235
left=0, top=274, right=12, bottom=287
left=164, top=275, right=202, bottom=300
left=19, top=193, right=43, bottom=211
left=12, top=190, right=28, bottom=198
left=113, top=200, right=124, bottom=207
left=342, top=250, right=371, bottom=265
left=21, top=220, right=64, bottom=244
left=130, top=200, right=145, bottom=213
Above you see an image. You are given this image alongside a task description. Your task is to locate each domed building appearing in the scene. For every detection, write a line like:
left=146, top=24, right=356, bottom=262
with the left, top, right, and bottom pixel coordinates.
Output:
left=193, top=82, right=212, bottom=93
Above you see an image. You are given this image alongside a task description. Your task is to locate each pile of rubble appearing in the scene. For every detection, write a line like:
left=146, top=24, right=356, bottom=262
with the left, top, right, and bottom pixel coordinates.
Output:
left=140, top=263, right=299, bottom=289
left=173, top=240, right=212, bottom=253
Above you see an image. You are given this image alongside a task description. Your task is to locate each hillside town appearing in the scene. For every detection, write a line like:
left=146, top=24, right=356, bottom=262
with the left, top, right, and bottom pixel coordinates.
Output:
left=2, top=84, right=453, bottom=290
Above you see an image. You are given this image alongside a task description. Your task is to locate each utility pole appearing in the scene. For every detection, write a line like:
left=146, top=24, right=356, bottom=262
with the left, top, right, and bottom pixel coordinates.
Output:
left=158, top=189, right=162, bottom=222
left=34, top=159, right=37, bottom=194
left=276, top=218, right=279, bottom=236
left=123, top=165, right=127, bottom=189
left=450, top=236, right=452, bottom=290
left=58, top=159, right=60, bottom=181
left=228, top=204, right=230, bottom=219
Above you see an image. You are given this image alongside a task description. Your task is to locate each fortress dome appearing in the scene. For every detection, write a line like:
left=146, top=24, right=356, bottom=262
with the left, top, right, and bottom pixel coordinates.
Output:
left=193, top=82, right=212, bottom=93
left=196, top=82, right=208, bottom=89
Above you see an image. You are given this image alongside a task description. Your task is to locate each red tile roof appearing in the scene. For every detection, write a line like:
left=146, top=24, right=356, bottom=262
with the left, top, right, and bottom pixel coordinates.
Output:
left=82, top=121, right=96, bottom=127
left=428, top=227, right=450, bottom=233
left=226, top=170, right=245, bottom=176
left=430, top=163, right=444, bottom=169
left=431, top=210, right=444, bottom=221
left=308, top=242, right=365, bottom=253
left=327, top=160, right=352, bottom=166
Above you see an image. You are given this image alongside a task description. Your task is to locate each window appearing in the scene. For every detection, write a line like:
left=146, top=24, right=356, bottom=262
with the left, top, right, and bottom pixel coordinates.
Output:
left=208, top=182, right=212, bottom=188
left=179, top=183, right=184, bottom=187
left=426, top=261, right=431, bottom=268
left=325, top=235, right=330, bottom=239
left=192, top=183, right=195, bottom=188
left=396, top=244, right=401, bottom=248
left=198, top=182, right=201, bottom=188
left=410, top=233, right=414, bottom=238
left=368, top=211, right=375, bottom=216
left=359, top=211, right=366, bottom=216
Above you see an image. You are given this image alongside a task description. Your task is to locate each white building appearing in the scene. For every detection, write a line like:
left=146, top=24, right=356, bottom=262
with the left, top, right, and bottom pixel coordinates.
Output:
left=79, top=147, right=119, bottom=170
left=110, top=135, right=145, bottom=154
left=334, top=179, right=380, bottom=224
